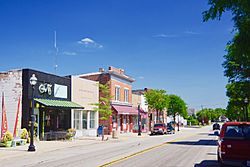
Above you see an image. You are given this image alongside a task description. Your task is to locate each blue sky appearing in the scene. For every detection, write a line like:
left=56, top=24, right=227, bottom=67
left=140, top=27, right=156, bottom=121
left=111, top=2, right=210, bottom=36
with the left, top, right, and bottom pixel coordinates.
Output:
left=0, top=0, right=234, bottom=110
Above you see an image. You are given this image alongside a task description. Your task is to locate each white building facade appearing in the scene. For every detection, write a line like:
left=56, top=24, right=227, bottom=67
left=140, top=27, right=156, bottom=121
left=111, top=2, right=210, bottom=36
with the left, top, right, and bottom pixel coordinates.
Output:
left=71, top=76, right=99, bottom=137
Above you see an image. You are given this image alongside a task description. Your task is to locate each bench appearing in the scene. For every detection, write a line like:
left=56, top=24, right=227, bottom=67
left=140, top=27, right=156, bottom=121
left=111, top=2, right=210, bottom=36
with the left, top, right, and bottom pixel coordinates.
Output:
left=12, top=138, right=26, bottom=147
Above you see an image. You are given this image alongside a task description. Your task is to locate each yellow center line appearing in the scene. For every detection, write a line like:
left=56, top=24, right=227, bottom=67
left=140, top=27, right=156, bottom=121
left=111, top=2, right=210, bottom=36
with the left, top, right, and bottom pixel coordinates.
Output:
left=97, top=134, right=196, bottom=167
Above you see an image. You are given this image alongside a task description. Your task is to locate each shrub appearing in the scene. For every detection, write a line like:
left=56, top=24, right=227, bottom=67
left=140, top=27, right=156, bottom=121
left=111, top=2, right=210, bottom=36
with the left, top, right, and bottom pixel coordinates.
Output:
left=20, top=128, right=29, bottom=139
left=66, top=128, right=76, bottom=140
left=187, top=119, right=199, bottom=125
left=1, top=131, right=13, bottom=143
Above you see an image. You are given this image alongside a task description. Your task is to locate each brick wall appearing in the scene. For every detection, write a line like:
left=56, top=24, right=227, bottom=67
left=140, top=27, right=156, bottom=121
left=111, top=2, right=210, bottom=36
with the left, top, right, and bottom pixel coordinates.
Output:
left=0, top=70, right=22, bottom=135
left=110, top=79, right=132, bottom=103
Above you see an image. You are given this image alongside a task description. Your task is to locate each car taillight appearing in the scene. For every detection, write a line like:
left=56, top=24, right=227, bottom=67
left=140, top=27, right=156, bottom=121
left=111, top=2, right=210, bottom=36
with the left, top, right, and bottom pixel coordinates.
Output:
left=219, top=138, right=226, bottom=154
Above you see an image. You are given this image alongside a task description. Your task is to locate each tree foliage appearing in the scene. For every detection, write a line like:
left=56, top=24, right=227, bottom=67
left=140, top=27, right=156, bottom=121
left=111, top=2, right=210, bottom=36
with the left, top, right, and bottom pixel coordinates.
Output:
left=203, top=0, right=250, bottom=83
left=226, top=82, right=250, bottom=105
left=167, top=94, right=188, bottom=119
left=144, top=89, right=169, bottom=122
left=226, top=101, right=243, bottom=121
left=93, top=83, right=112, bottom=120
left=196, top=108, right=226, bottom=124
left=203, top=0, right=250, bottom=118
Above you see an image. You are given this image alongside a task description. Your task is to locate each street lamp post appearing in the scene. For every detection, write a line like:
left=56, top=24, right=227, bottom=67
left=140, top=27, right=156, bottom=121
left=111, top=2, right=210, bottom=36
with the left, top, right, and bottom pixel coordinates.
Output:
left=28, top=74, right=37, bottom=152
left=138, top=104, right=141, bottom=136
left=244, top=97, right=248, bottom=122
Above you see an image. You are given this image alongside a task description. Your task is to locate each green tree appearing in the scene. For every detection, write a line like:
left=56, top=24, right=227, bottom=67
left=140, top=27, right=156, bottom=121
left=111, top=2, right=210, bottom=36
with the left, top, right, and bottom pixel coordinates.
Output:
left=93, top=83, right=112, bottom=120
left=196, top=108, right=226, bottom=124
left=144, top=89, right=169, bottom=123
left=226, top=101, right=243, bottom=121
left=168, top=95, right=188, bottom=126
left=203, top=0, right=250, bottom=120
left=196, top=108, right=213, bottom=125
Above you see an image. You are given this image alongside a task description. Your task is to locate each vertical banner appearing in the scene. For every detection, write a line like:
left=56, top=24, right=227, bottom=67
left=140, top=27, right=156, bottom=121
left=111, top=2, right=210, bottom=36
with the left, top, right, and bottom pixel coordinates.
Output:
left=13, top=96, right=21, bottom=138
left=1, top=92, right=8, bottom=139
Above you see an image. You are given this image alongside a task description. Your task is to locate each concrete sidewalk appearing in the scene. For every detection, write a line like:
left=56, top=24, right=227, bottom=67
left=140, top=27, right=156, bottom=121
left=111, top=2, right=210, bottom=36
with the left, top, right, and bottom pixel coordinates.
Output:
left=0, top=126, right=198, bottom=162
left=0, top=132, right=150, bottom=161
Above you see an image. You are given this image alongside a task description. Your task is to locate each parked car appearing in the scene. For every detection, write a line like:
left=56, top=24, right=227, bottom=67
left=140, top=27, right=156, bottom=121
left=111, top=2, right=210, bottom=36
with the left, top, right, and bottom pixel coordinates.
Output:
left=167, top=123, right=175, bottom=134
left=151, top=123, right=167, bottom=135
left=213, top=122, right=221, bottom=130
left=217, top=122, right=250, bottom=167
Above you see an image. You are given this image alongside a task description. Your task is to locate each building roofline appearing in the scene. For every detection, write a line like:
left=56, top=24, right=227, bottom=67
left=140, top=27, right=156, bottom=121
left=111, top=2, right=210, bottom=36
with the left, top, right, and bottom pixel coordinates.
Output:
left=109, top=71, right=135, bottom=82
left=76, top=72, right=103, bottom=77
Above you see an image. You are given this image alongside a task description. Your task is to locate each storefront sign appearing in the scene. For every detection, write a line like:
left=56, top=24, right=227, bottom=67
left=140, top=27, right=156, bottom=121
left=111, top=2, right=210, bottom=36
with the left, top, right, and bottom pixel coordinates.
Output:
left=39, top=83, right=52, bottom=95
left=54, top=84, right=67, bottom=98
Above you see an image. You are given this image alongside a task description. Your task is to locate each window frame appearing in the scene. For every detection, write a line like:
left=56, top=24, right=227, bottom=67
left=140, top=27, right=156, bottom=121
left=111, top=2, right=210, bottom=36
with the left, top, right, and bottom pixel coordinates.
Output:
left=124, top=88, right=129, bottom=103
left=115, top=86, right=120, bottom=101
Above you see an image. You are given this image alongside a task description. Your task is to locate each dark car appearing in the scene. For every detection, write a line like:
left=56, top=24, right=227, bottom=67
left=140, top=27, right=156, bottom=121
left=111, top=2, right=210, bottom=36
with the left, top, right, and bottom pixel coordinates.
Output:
left=151, top=123, right=167, bottom=135
left=217, top=122, right=250, bottom=167
left=167, top=123, right=175, bottom=134
left=213, top=123, right=221, bottom=130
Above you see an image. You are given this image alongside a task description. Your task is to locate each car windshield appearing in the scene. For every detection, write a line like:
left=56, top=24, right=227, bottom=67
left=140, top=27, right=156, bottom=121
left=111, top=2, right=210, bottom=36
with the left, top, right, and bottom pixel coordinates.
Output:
left=154, top=124, right=164, bottom=127
left=224, top=125, right=250, bottom=139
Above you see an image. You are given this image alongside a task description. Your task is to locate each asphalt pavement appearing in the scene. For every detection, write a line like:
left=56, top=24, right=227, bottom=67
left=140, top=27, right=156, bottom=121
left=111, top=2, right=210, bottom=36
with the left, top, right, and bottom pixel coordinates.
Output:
left=0, top=126, right=217, bottom=167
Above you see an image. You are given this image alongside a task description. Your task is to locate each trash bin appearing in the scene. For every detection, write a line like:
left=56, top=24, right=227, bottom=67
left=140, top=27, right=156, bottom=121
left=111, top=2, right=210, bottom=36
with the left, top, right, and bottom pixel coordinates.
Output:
left=97, top=126, right=103, bottom=137
left=112, top=129, right=118, bottom=139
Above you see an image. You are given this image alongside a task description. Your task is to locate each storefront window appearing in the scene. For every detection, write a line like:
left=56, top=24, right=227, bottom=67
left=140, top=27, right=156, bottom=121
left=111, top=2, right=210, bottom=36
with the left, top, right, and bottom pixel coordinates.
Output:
left=82, top=111, right=87, bottom=129
left=90, top=111, right=95, bottom=129
left=124, top=89, right=129, bottom=102
left=115, top=86, right=120, bottom=101
left=74, top=110, right=81, bottom=130
left=112, top=114, right=116, bottom=123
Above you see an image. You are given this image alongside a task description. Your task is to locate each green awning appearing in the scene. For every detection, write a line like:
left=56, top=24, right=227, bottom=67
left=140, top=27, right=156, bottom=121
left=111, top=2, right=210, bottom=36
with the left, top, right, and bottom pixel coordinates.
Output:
left=34, top=98, right=84, bottom=109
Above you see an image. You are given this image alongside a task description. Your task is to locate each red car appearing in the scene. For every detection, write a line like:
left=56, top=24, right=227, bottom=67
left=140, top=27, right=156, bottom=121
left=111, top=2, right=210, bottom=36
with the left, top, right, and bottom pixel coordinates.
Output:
left=217, top=122, right=250, bottom=167
left=151, top=123, right=167, bottom=135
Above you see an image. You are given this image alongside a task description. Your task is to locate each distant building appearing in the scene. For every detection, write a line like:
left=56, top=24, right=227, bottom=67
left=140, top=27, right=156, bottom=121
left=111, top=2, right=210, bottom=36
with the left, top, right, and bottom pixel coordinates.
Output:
left=79, top=66, right=138, bottom=135
left=188, top=108, right=196, bottom=116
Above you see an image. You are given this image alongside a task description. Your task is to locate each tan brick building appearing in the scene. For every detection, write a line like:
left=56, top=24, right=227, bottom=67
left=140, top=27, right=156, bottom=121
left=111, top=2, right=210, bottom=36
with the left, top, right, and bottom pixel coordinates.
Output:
left=79, top=66, right=137, bottom=134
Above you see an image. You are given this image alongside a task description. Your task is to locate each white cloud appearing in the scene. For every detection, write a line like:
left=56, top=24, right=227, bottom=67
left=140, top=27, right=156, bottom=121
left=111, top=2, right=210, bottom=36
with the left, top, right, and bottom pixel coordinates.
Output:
left=78, top=37, right=103, bottom=48
left=62, top=51, right=77, bottom=56
left=78, top=38, right=95, bottom=44
left=153, top=33, right=178, bottom=38
left=184, top=30, right=200, bottom=35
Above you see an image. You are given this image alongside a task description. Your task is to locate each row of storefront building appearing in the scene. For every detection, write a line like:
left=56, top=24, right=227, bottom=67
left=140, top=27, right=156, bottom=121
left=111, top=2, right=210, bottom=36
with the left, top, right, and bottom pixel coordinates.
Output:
left=0, top=66, right=167, bottom=140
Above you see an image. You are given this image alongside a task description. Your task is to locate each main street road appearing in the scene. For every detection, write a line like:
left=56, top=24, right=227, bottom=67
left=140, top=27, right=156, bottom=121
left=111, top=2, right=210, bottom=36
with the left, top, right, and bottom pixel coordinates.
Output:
left=0, top=126, right=219, bottom=167
left=107, top=127, right=219, bottom=167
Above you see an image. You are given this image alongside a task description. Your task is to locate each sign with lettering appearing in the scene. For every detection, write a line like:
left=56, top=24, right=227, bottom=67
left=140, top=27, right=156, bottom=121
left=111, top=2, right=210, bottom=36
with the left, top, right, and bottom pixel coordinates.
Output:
left=39, top=83, right=52, bottom=96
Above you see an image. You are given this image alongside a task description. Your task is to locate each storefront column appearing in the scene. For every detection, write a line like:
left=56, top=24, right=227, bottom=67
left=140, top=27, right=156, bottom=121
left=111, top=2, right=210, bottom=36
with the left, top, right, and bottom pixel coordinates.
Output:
left=126, top=115, right=128, bottom=132
left=109, top=115, right=112, bottom=134
left=42, top=110, right=45, bottom=140
left=116, top=114, right=118, bottom=130
left=121, top=115, right=123, bottom=132
left=129, top=116, right=133, bottom=132
left=87, top=111, right=90, bottom=129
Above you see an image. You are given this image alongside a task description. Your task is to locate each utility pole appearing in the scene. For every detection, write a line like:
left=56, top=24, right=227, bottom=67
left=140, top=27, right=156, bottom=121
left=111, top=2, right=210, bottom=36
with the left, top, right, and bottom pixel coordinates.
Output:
left=54, top=31, right=59, bottom=74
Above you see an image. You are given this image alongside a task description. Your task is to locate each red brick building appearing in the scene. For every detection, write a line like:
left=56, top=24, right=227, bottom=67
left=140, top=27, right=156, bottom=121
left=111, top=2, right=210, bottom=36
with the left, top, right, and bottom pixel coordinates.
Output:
left=79, top=66, right=137, bottom=134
